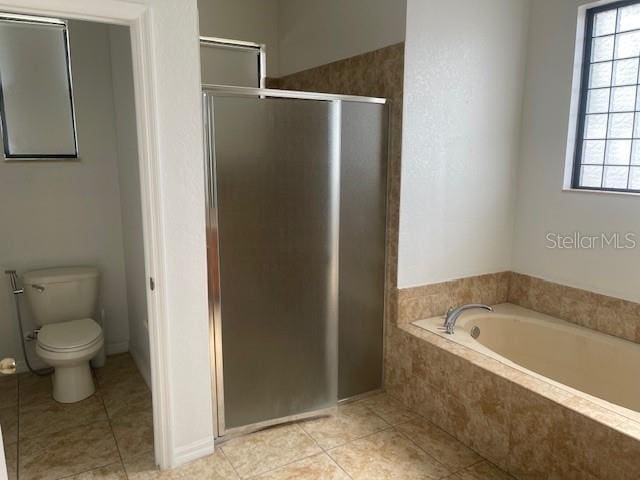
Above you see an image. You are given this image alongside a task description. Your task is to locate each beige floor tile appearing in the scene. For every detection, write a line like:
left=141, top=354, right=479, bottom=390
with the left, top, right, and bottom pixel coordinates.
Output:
left=95, top=353, right=142, bottom=389
left=19, top=420, right=119, bottom=480
left=0, top=376, right=18, bottom=409
left=100, top=377, right=152, bottom=420
left=125, top=450, right=239, bottom=479
left=111, top=410, right=154, bottom=461
left=121, top=452, right=161, bottom=480
left=448, top=461, right=514, bottom=480
left=357, top=392, right=420, bottom=425
left=328, top=429, right=451, bottom=480
left=68, top=462, right=128, bottom=479
left=221, top=423, right=321, bottom=478
left=254, top=453, right=349, bottom=480
left=300, top=402, right=390, bottom=449
left=0, top=405, right=18, bottom=445
left=396, top=417, right=482, bottom=470
left=19, top=394, right=107, bottom=440
left=4, top=442, right=17, bottom=480
left=18, top=373, right=53, bottom=409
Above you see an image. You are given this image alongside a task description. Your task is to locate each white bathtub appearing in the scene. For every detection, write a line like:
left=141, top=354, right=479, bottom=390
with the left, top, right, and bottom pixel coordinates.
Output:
left=413, top=304, right=640, bottom=422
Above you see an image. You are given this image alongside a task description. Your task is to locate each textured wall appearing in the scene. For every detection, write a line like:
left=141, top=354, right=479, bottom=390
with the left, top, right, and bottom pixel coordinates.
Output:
left=398, top=0, right=530, bottom=289
left=513, top=0, right=640, bottom=303
left=147, top=0, right=214, bottom=462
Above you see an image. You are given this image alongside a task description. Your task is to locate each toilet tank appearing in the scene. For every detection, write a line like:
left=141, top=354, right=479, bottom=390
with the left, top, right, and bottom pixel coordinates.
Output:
left=22, top=267, right=100, bottom=326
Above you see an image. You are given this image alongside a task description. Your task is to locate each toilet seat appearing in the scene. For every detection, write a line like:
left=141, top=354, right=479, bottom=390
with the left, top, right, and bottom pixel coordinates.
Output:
left=37, top=318, right=103, bottom=353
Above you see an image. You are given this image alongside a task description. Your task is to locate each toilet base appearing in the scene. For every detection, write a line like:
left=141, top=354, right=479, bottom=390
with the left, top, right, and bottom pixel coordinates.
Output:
left=52, top=362, right=95, bottom=403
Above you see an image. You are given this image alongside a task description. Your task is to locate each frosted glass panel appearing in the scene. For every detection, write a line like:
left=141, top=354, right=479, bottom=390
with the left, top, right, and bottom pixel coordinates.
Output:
left=612, top=59, right=638, bottom=85
left=608, top=112, right=634, bottom=137
left=595, top=10, right=617, bottom=36
left=0, top=20, right=76, bottom=158
left=605, top=140, right=631, bottom=164
left=593, top=35, right=615, bottom=62
left=585, top=114, right=608, bottom=139
left=618, top=4, right=640, bottom=33
left=632, top=141, right=640, bottom=164
left=583, top=140, right=606, bottom=164
left=630, top=167, right=640, bottom=188
left=587, top=89, right=610, bottom=113
left=211, top=95, right=339, bottom=430
left=615, top=31, right=640, bottom=58
left=581, top=166, right=603, bottom=187
left=590, top=62, right=613, bottom=88
left=603, top=166, right=630, bottom=188
left=200, top=44, right=260, bottom=87
left=610, top=86, right=636, bottom=111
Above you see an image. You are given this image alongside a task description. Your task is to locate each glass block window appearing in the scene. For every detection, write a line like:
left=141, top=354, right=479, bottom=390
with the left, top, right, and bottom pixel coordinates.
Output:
left=574, top=1, right=640, bottom=192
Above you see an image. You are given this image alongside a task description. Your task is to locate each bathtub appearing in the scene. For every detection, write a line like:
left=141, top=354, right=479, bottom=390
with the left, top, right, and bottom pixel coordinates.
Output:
left=412, top=303, right=640, bottom=423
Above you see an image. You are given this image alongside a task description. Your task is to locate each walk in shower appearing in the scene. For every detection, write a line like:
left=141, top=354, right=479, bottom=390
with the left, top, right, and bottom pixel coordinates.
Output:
left=203, top=85, right=388, bottom=436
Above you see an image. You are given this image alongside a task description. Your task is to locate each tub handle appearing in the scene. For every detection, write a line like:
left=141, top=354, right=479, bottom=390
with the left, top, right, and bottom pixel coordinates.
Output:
left=30, top=284, right=45, bottom=293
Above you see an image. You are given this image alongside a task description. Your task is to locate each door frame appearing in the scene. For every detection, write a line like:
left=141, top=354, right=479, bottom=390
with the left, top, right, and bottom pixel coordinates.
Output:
left=0, top=0, right=173, bottom=468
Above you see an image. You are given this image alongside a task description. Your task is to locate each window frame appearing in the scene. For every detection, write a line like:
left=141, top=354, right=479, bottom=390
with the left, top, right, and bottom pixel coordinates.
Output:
left=573, top=0, right=640, bottom=194
left=0, top=13, right=79, bottom=160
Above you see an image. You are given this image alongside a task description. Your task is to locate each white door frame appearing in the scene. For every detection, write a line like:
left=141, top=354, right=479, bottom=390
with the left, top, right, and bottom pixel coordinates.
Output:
left=0, top=0, right=174, bottom=468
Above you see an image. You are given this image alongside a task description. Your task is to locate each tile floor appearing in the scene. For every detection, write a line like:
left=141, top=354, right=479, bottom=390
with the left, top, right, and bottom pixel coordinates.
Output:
left=1, top=354, right=515, bottom=479
left=1, top=353, right=153, bottom=480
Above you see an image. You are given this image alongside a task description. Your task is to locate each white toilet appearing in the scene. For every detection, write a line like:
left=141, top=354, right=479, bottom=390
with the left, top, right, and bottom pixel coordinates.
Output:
left=22, top=267, right=103, bottom=403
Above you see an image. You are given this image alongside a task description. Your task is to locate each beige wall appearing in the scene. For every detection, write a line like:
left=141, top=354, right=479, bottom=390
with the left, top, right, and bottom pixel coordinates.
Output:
left=398, top=0, right=530, bottom=288
left=198, top=0, right=279, bottom=77
left=0, top=21, right=131, bottom=369
left=512, top=0, right=640, bottom=303
left=197, top=0, right=407, bottom=78
left=277, top=0, right=406, bottom=76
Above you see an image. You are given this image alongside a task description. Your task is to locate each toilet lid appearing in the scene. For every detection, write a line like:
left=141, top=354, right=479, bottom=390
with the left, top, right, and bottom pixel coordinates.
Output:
left=38, top=318, right=102, bottom=351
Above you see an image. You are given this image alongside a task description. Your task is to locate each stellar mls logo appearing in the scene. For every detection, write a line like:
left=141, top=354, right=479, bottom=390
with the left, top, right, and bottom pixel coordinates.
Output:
left=545, top=232, right=638, bottom=249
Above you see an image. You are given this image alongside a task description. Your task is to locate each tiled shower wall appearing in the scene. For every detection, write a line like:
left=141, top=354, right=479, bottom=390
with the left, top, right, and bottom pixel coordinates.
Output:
left=394, top=271, right=640, bottom=344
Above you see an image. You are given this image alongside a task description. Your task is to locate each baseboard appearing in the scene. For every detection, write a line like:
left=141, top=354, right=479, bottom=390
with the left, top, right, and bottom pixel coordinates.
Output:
left=106, top=340, right=129, bottom=355
left=129, top=346, right=152, bottom=389
left=171, top=436, right=216, bottom=468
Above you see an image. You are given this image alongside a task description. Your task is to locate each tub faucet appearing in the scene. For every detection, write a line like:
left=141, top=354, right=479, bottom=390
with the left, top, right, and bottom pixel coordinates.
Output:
left=443, top=304, right=493, bottom=335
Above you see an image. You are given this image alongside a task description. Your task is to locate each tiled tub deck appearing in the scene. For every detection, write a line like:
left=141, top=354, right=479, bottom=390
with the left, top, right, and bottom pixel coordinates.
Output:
left=385, top=322, right=640, bottom=479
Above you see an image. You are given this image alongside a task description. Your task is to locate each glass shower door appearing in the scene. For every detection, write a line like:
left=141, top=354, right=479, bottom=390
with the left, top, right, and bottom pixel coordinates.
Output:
left=206, top=93, right=340, bottom=433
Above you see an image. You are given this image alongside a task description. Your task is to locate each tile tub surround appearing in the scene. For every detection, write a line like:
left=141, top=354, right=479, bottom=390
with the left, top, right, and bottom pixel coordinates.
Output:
left=1, top=352, right=153, bottom=480
left=394, top=272, right=511, bottom=326
left=508, top=272, right=640, bottom=344
left=394, top=271, right=640, bottom=344
left=385, top=322, right=640, bottom=479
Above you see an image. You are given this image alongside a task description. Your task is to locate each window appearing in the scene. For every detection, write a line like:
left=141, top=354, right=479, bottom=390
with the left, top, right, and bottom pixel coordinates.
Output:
left=0, top=14, right=78, bottom=159
left=574, top=0, right=640, bottom=192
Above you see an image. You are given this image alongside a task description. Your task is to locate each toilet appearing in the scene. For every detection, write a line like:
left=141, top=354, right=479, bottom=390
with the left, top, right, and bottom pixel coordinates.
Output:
left=22, top=267, right=102, bottom=403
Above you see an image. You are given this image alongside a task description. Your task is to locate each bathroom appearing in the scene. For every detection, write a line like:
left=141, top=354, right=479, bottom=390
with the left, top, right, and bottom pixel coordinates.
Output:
left=2, top=0, right=640, bottom=479
left=0, top=12, right=154, bottom=480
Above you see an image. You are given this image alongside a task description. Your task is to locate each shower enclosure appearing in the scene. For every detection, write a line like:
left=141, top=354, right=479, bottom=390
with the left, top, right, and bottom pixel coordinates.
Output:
left=203, top=85, right=388, bottom=436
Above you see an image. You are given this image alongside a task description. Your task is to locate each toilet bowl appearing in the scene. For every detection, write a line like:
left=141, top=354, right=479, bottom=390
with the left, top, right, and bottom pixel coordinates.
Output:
left=36, top=318, right=103, bottom=403
left=22, top=267, right=101, bottom=403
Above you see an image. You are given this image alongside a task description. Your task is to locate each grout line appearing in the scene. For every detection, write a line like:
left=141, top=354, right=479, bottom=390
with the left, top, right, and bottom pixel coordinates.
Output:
left=217, top=447, right=243, bottom=480
left=97, top=366, right=132, bottom=480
